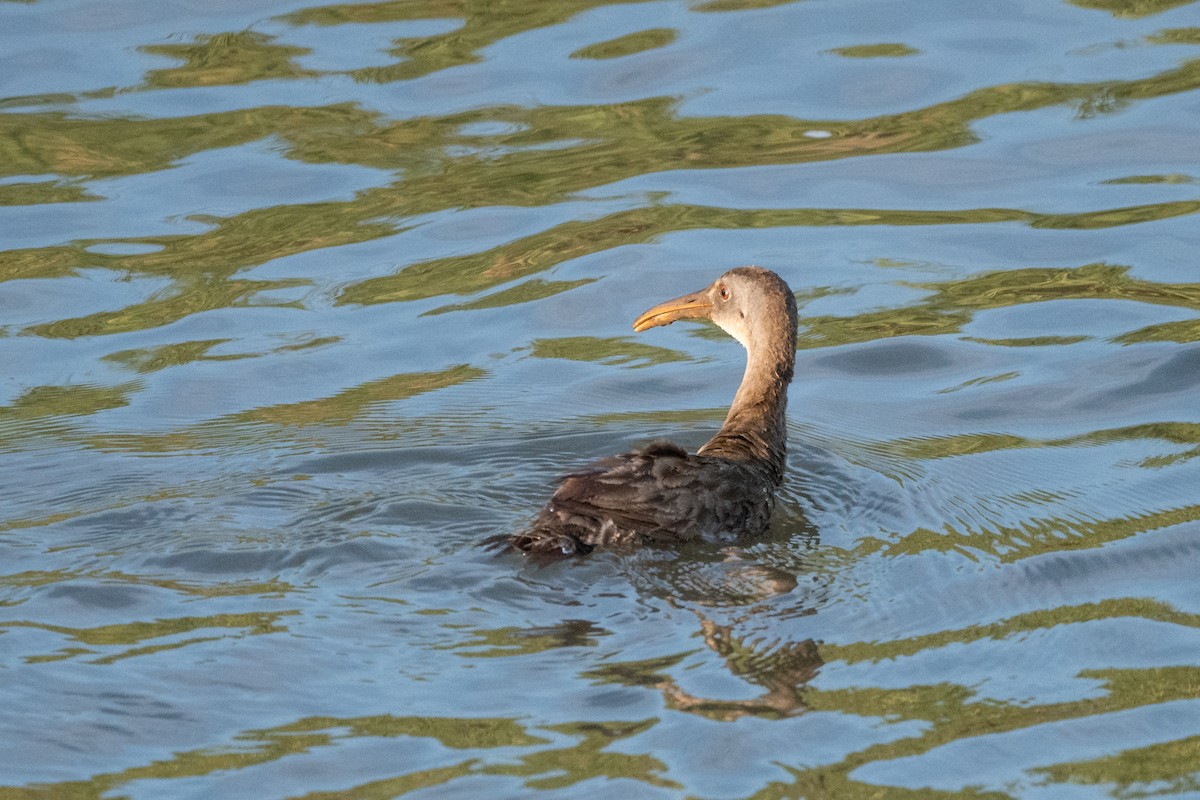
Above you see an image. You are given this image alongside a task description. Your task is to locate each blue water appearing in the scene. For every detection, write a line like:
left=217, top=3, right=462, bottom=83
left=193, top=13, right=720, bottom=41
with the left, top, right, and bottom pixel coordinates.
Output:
left=3, top=0, right=1200, bottom=797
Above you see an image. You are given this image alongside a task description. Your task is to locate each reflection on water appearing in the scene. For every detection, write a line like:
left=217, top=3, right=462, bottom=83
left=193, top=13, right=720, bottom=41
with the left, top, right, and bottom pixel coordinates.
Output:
left=3, top=0, right=1200, bottom=797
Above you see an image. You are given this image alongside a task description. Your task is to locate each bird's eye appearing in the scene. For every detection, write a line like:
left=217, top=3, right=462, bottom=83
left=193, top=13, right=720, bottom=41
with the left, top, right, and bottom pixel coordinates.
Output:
left=719, top=286, right=730, bottom=301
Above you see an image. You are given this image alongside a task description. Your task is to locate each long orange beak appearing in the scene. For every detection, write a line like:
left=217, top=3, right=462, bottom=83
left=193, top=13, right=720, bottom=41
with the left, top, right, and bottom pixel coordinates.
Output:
left=632, top=288, right=713, bottom=333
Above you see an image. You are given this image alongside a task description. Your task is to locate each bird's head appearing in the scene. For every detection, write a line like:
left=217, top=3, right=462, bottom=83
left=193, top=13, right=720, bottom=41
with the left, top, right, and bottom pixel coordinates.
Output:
left=633, top=267, right=797, bottom=358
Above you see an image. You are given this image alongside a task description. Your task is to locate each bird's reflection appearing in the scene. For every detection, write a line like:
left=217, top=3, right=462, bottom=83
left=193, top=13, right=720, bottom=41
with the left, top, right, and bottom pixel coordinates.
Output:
left=661, top=615, right=823, bottom=721
left=589, top=512, right=827, bottom=720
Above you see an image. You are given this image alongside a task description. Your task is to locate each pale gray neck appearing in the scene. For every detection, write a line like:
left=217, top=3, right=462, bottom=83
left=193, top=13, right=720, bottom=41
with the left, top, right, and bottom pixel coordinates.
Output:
left=698, top=334, right=793, bottom=485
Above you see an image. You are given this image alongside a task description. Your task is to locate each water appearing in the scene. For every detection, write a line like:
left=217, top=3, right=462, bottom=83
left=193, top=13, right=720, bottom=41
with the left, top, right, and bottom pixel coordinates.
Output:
left=2, top=0, right=1199, bottom=797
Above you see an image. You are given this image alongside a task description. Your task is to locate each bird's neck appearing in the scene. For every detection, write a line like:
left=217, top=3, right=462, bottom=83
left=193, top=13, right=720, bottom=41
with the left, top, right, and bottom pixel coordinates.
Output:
left=698, top=344, right=792, bottom=485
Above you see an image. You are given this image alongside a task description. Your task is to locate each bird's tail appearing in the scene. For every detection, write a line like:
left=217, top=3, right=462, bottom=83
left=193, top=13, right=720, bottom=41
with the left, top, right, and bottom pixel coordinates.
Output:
left=481, top=524, right=594, bottom=562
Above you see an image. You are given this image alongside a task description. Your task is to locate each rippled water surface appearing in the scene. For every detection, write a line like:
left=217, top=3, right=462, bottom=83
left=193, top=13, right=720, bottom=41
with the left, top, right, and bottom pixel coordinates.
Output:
left=3, top=0, right=1200, bottom=797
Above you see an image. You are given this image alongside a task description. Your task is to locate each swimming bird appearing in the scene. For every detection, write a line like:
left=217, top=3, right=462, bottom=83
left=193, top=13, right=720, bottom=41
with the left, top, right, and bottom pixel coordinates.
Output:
left=488, top=266, right=797, bottom=559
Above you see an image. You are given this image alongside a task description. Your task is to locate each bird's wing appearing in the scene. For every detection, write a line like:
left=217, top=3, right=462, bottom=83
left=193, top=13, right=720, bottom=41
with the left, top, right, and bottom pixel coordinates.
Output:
left=547, top=439, right=753, bottom=542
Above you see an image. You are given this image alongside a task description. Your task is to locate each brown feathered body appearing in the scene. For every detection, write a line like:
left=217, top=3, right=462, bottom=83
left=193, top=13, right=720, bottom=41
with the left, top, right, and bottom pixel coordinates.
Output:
left=489, top=267, right=797, bottom=559
left=504, top=440, right=780, bottom=556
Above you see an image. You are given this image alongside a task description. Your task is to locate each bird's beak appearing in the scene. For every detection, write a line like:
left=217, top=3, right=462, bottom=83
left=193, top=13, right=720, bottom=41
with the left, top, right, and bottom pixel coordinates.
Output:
left=632, top=288, right=713, bottom=332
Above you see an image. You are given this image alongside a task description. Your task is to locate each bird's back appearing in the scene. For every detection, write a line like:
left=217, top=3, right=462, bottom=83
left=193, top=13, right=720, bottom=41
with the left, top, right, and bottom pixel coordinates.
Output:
left=489, top=439, right=777, bottom=559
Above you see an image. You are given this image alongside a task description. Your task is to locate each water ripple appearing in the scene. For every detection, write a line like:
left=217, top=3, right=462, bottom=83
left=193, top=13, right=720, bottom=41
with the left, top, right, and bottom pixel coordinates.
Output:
left=5, top=0, right=1200, bottom=796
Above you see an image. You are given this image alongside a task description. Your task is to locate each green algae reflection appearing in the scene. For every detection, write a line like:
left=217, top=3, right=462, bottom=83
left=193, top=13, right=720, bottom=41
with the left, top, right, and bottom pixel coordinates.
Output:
left=5, top=53, right=1200, bottom=339
left=775, top=665, right=1200, bottom=799
left=570, top=28, right=678, bottom=59
left=1032, top=734, right=1200, bottom=796
left=3, top=610, right=297, bottom=665
left=0, top=365, right=484, bottom=456
left=582, top=599, right=1200, bottom=798
left=0, top=383, right=137, bottom=428
left=0, top=180, right=98, bottom=206
left=234, top=364, right=485, bottom=427
left=140, top=31, right=316, bottom=88
left=1068, top=0, right=1198, bottom=18
left=530, top=336, right=692, bottom=369
left=436, top=619, right=609, bottom=658
left=829, top=43, right=920, bottom=58
left=0, top=714, right=546, bottom=800
left=333, top=202, right=1200, bottom=310
left=799, top=262, right=1200, bottom=350
left=0, top=712, right=681, bottom=798
left=282, top=0, right=658, bottom=82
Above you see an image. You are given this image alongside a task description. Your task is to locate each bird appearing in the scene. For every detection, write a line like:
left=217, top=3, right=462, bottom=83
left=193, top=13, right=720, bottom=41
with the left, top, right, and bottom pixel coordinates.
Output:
left=487, top=266, right=797, bottom=559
